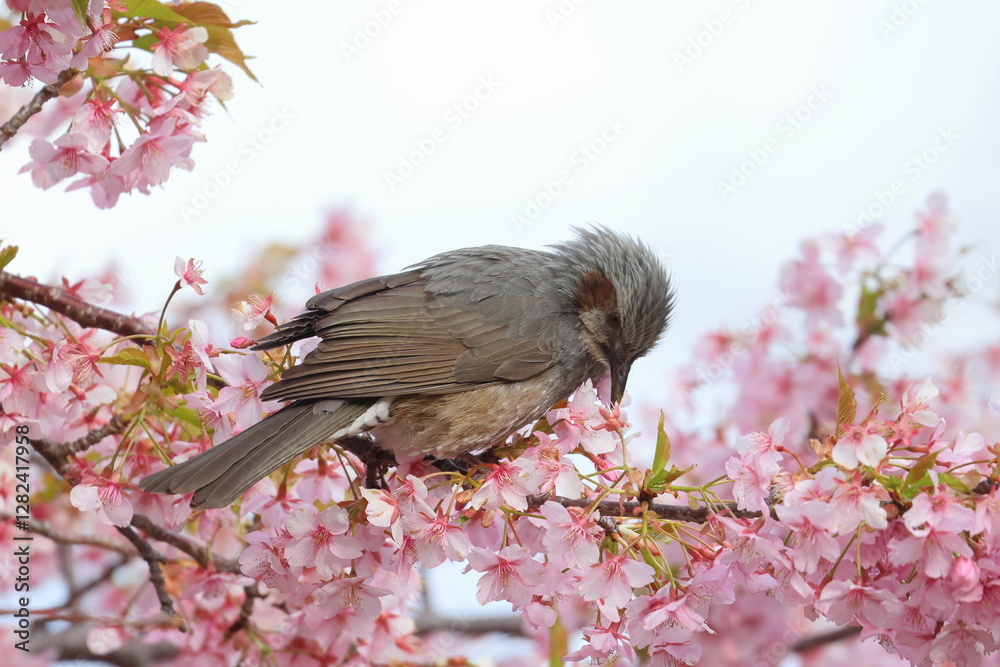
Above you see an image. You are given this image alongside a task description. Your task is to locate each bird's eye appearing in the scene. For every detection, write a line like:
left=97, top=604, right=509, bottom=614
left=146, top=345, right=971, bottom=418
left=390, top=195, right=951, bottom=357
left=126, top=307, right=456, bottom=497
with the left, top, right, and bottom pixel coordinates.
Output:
left=608, top=312, right=622, bottom=329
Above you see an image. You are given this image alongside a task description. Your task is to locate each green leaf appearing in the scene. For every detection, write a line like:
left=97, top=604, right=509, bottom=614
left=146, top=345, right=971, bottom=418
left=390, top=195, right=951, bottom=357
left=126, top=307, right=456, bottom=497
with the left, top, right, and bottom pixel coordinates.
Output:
left=836, top=363, right=857, bottom=431
left=856, top=282, right=888, bottom=338
left=116, top=0, right=189, bottom=23
left=651, top=411, right=671, bottom=476
left=904, top=451, right=940, bottom=488
left=165, top=405, right=203, bottom=430
left=132, top=34, right=157, bottom=52
left=0, top=242, right=18, bottom=271
left=71, top=0, right=90, bottom=25
left=201, top=25, right=258, bottom=81
left=880, top=475, right=903, bottom=492
left=939, top=473, right=971, bottom=494
left=100, top=348, right=152, bottom=370
left=171, top=1, right=255, bottom=29
left=647, top=464, right=695, bottom=490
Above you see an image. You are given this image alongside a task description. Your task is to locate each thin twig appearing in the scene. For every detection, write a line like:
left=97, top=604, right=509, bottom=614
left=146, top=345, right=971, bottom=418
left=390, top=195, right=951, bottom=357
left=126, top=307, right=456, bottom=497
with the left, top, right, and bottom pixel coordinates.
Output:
left=792, top=625, right=862, bottom=652
left=0, top=270, right=155, bottom=339
left=1, top=270, right=226, bottom=389
left=65, top=555, right=129, bottom=608
left=0, top=67, right=78, bottom=150
left=0, top=513, right=134, bottom=555
left=552, top=496, right=761, bottom=523
left=130, top=514, right=241, bottom=574
left=62, top=414, right=129, bottom=457
left=115, top=525, right=187, bottom=632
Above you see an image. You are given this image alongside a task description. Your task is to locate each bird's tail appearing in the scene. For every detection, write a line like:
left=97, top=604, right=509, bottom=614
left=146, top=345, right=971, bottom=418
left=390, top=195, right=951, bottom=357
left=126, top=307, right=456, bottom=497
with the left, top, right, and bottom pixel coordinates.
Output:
left=140, top=399, right=374, bottom=509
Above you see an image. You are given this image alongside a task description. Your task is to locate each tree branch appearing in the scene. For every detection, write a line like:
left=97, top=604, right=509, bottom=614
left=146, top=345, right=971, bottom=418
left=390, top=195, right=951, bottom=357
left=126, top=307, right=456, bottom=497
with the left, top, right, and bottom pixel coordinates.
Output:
left=0, top=513, right=134, bottom=556
left=0, top=68, right=78, bottom=150
left=115, top=525, right=186, bottom=632
left=32, top=624, right=179, bottom=667
left=64, top=414, right=129, bottom=457
left=552, top=496, right=762, bottom=523
left=792, top=625, right=862, bottom=652
left=0, top=270, right=154, bottom=338
left=130, top=514, right=241, bottom=574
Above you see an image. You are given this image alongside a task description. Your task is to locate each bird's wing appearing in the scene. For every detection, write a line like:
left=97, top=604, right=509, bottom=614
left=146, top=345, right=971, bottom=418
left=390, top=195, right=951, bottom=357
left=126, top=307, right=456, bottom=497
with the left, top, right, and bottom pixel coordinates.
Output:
left=257, top=256, right=559, bottom=401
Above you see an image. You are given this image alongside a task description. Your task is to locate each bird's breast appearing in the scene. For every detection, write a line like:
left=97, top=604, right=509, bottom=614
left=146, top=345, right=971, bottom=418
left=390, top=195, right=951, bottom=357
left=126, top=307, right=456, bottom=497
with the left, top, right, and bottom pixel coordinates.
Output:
left=370, top=373, right=570, bottom=461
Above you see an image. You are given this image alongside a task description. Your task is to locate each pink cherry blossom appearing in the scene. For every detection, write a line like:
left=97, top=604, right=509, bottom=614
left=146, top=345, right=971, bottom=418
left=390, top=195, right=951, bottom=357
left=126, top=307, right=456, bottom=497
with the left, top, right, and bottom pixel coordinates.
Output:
left=468, top=460, right=534, bottom=511
left=150, top=24, right=209, bottom=76
left=534, top=501, right=600, bottom=568
left=293, top=457, right=349, bottom=505
left=578, top=550, right=656, bottom=621
left=232, top=292, right=274, bottom=331
left=404, top=503, right=469, bottom=567
left=928, top=623, right=996, bottom=664
left=211, top=353, right=271, bottom=430
left=565, top=622, right=637, bottom=663
left=900, top=377, right=941, bottom=427
left=890, top=526, right=973, bottom=578
left=830, top=471, right=888, bottom=532
left=824, top=223, right=883, bottom=272
left=238, top=530, right=294, bottom=592
left=775, top=503, right=841, bottom=574
left=903, top=485, right=975, bottom=535
left=71, top=98, right=120, bottom=150
left=467, top=545, right=545, bottom=608
left=778, top=240, right=844, bottom=329
left=832, top=422, right=889, bottom=469
left=547, top=381, right=618, bottom=454
left=70, top=474, right=134, bottom=527
left=522, top=430, right=583, bottom=498
left=0, top=13, right=73, bottom=84
left=314, top=576, right=390, bottom=621
left=284, top=506, right=363, bottom=578
left=174, top=257, right=208, bottom=295
left=111, top=118, right=198, bottom=189
left=24, top=133, right=108, bottom=189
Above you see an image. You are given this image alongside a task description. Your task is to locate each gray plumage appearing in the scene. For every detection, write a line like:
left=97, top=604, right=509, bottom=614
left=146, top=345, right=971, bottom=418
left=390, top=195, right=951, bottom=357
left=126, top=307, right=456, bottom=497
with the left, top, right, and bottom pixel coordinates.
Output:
left=140, top=226, right=674, bottom=508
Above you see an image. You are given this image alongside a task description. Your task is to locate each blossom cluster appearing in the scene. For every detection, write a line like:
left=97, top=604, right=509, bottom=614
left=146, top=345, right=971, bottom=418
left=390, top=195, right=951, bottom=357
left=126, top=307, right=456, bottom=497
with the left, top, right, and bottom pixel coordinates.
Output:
left=1, top=198, right=999, bottom=665
left=0, top=0, right=252, bottom=206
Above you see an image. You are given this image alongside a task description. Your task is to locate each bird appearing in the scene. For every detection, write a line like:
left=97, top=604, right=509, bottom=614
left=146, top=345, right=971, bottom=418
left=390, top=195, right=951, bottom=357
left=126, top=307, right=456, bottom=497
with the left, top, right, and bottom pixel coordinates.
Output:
left=140, top=226, right=675, bottom=509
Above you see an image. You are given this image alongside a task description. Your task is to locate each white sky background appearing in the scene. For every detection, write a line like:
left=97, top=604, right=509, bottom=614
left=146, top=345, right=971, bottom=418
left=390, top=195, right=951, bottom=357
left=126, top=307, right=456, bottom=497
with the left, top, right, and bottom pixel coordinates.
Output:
left=1, top=1, right=999, bottom=386
left=2, top=0, right=1000, bottom=659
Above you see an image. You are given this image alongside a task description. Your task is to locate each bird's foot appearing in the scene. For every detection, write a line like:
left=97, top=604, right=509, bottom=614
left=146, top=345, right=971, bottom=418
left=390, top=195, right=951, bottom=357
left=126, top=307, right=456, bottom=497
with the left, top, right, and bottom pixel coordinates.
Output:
left=429, top=450, right=501, bottom=476
left=336, top=435, right=397, bottom=489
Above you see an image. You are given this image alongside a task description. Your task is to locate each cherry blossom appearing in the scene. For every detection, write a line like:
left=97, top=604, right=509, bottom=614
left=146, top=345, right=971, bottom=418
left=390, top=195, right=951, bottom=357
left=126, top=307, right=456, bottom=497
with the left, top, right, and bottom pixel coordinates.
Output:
left=578, top=550, right=656, bottom=621
left=832, top=422, right=890, bottom=469
left=467, top=545, right=545, bottom=608
left=284, top=506, right=363, bottom=578
left=69, top=474, right=134, bottom=527
left=23, top=133, right=108, bottom=189
left=150, top=24, right=209, bottom=76
left=211, top=353, right=271, bottom=429
left=174, top=257, right=208, bottom=295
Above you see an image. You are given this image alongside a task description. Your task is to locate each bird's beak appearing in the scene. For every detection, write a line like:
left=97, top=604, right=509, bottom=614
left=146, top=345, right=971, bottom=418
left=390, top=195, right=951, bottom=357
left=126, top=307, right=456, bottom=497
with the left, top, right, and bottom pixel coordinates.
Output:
left=610, top=361, right=630, bottom=405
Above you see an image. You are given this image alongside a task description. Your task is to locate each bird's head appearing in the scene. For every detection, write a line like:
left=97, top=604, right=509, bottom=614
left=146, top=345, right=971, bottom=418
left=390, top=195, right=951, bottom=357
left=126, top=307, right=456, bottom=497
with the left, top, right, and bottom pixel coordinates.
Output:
left=554, top=226, right=675, bottom=404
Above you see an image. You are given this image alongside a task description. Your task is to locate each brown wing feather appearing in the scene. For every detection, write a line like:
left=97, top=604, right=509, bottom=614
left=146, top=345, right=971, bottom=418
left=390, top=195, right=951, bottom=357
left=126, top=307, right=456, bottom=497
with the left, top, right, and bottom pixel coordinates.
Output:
left=258, top=269, right=556, bottom=402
